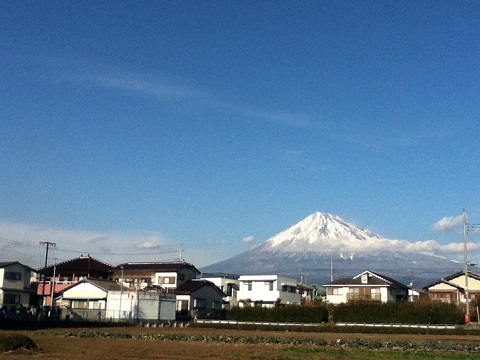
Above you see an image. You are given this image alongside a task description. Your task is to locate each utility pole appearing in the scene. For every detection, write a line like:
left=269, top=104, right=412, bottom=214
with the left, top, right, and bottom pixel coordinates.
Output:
left=39, top=241, right=56, bottom=307
left=330, top=259, right=333, bottom=282
left=463, top=209, right=470, bottom=324
left=50, top=258, right=57, bottom=307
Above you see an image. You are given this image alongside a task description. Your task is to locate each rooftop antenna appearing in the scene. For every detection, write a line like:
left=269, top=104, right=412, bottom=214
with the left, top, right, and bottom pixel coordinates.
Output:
left=178, top=249, right=185, bottom=262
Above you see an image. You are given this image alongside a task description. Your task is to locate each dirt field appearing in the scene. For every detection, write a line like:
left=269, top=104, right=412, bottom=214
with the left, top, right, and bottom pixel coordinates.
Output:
left=4, top=326, right=480, bottom=359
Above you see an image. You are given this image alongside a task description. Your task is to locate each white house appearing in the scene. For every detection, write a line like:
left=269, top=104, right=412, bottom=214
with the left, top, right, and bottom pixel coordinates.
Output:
left=58, top=278, right=176, bottom=321
left=0, top=261, right=35, bottom=308
left=323, top=270, right=409, bottom=305
left=236, top=275, right=301, bottom=308
left=111, top=262, right=200, bottom=292
left=200, top=273, right=239, bottom=308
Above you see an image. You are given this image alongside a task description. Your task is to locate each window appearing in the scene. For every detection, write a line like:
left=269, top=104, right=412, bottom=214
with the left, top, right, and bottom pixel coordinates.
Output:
left=178, top=274, right=185, bottom=281
left=4, top=272, right=22, bottom=281
left=194, top=298, right=206, bottom=309
left=158, top=276, right=175, bottom=285
left=332, top=288, right=342, bottom=295
left=244, top=281, right=252, bottom=291
left=282, top=285, right=296, bottom=293
left=177, top=300, right=189, bottom=312
left=3, top=294, right=20, bottom=304
left=264, top=281, right=274, bottom=291
left=211, top=301, right=221, bottom=309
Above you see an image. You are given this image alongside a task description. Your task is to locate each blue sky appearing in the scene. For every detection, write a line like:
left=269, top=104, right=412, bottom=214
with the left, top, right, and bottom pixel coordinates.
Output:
left=1, top=1, right=480, bottom=268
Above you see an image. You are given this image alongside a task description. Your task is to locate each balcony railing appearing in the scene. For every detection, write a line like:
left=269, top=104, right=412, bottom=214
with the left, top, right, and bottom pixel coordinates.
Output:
left=346, top=293, right=381, bottom=301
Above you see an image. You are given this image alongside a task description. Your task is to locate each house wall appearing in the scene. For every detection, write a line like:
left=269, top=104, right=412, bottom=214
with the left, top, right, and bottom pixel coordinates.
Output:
left=447, top=275, right=480, bottom=290
left=190, top=285, right=224, bottom=311
left=0, top=263, right=31, bottom=291
left=154, top=271, right=178, bottom=290
left=325, top=286, right=348, bottom=304
left=0, top=264, right=33, bottom=307
left=201, top=277, right=239, bottom=307
left=237, top=275, right=300, bottom=307
left=326, top=286, right=402, bottom=304
left=105, top=291, right=176, bottom=321
left=63, top=282, right=107, bottom=300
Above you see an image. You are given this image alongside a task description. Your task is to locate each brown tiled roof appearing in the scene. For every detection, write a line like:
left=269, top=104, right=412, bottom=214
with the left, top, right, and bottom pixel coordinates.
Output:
left=38, top=255, right=113, bottom=276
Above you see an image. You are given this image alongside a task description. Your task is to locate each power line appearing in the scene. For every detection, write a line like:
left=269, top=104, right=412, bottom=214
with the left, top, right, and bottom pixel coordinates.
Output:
left=54, top=247, right=181, bottom=256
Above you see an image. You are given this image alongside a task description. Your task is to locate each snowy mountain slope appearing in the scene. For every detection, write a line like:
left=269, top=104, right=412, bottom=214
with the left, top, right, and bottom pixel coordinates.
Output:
left=201, top=212, right=461, bottom=286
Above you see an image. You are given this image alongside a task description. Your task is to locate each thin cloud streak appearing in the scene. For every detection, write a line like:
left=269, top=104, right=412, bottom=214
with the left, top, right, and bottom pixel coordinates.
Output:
left=432, top=214, right=464, bottom=232
left=0, top=221, right=179, bottom=266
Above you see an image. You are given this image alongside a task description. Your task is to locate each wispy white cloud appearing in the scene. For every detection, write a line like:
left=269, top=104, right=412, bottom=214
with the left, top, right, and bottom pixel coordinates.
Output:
left=432, top=214, right=464, bottom=232
left=243, top=235, right=255, bottom=244
left=0, top=220, right=202, bottom=267
left=93, top=73, right=206, bottom=100
left=58, top=61, right=317, bottom=130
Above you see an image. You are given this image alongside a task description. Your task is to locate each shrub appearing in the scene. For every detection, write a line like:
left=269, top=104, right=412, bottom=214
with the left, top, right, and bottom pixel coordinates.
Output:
left=0, top=333, right=37, bottom=352
left=332, top=299, right=464, bottom=324
left=226, top=305, right=329, bottom=323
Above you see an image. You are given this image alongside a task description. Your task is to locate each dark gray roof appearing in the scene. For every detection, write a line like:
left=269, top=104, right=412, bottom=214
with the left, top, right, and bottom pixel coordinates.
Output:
left=176, top=279, right=225, bottom=297
left=324, top=270, right=408, bottom=289
left=0, top=261, right=36, bottom=272
left=423, top=270, right=480, bottom=290
left=114, top=261, right=200, bottom=274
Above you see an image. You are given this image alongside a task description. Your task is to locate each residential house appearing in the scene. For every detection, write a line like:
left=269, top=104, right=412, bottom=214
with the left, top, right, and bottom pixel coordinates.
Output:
left=323, top=270, right=409, bottom=304
left=175, top=279, right=225, bottom=320
left=36, top=254, right=113, bottom=306
left=236, top=275, right=301, bottom=307
left=0, top=261, right=35, bottom=308
left=200, top=273, right=240, bottom=308
left=424, top=270, right=480, bottom=305
left=111, top=262, right=229, bottom=320
left=111, top=261, right=200, bottom=291
left=57, top=278, right=176, bottom=322
left=58, top=278, right=125, bottom=320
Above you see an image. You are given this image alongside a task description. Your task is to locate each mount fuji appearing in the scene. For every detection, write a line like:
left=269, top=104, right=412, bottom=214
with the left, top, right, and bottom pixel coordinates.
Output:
left=200, top=212, right=461, bottom=287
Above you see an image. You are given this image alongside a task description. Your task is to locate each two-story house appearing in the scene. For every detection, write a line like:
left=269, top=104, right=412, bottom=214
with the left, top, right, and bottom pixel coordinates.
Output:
left=236, top=275, right=301, bottom=307
left=0, top=261, right=35, bottom=308
left=111, top=261, right=201, bottom=290
left=36, top=254, right=113, bottom=306
left=111, top=261, right=224, bottom=320
left=324, top=270, right=409, bottom=304
left=424, top=270, right=480, bottom=305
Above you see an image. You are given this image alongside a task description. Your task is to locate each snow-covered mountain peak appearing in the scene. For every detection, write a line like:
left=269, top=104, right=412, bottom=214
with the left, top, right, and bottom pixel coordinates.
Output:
left=263, top=211, right=385, bottom=253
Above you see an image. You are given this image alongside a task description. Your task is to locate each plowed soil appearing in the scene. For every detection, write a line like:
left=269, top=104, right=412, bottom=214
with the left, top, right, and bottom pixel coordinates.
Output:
left=4, top=326, right=480, bottom=359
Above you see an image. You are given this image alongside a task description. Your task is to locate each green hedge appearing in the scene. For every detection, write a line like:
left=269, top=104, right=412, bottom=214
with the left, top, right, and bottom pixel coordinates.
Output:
left=332, top=300, right=464, bottom=325
left=226, top=305, right=329, bottom=323
left=225, top=299, right=464, bottom=325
